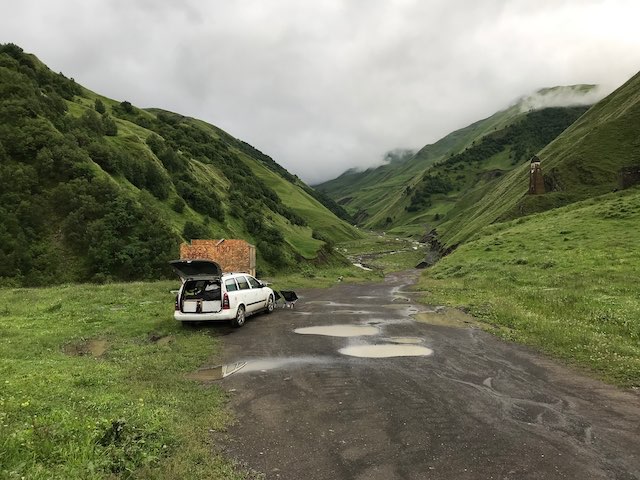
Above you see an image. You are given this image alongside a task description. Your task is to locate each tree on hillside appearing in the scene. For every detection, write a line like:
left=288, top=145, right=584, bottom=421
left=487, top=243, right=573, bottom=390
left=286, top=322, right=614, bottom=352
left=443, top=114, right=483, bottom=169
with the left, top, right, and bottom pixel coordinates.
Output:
left=102, top=114, right=117, bottom=136
left=120, top=100, right=134, bottom=113
left=81, top=109, right=104, bottom=135
left=94, top=98, right=106, bottom=114
left=183, top=221, right=210, bottom=240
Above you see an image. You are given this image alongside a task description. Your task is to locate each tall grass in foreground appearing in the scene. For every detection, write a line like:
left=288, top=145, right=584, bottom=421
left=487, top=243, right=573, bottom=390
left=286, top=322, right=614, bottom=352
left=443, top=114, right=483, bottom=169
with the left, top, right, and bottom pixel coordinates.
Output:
left=416, top=188, right=640, bottom=386
left=0, top=281, right=246, bottom=479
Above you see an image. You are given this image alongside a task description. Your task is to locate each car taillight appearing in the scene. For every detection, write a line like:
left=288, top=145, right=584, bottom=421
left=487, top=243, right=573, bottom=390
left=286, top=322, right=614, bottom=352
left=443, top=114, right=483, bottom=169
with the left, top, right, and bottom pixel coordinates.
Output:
left=175, top=295, right=179, bottom=311
left=222, top=292, right=230, bottom=309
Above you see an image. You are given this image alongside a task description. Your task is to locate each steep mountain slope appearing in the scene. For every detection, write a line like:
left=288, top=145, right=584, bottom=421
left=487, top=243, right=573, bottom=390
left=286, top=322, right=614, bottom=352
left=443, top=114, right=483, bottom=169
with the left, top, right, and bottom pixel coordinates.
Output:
left=438, top=71, right=640, bottom=247
left=389, top=106, right=589, bottom=233
left=317, top=85, right=597, bottom=228
left=0, top=44, right=361, bottom=285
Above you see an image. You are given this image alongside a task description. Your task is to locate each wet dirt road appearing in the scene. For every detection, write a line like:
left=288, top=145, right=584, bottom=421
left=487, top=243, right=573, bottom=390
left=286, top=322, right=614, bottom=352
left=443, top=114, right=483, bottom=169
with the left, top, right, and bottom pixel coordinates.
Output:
left=205, top=271, right=640, bottom=480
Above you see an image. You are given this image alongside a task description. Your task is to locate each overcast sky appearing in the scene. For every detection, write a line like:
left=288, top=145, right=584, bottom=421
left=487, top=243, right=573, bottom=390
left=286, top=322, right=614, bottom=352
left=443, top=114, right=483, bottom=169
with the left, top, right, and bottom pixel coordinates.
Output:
left=2, top=0, right=639, bottom=184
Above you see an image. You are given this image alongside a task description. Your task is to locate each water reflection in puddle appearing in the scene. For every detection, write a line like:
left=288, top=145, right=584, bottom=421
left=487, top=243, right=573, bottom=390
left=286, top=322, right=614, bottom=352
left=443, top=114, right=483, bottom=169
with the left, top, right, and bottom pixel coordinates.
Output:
left=363, top=318, right=412, bottom=327
left=306, top=301, right=359, bottom=307
left=241, top=357, right=330, bottom=372
left=330, top=310, right=375, bottom=315
left=339, top=344, right=433, bottom=358
left=187, top=356, right=331, bottom=381
left=384, top=304, right=420, bottom=314
left=384, top=337, right=424, bottom=344
left=294, top=325, right=380, bottom=337
left=392, top=296, right=411, bottom=303
left=390, top=286, right=412, bottom=303
left=186, top=361, right=247, bottom=381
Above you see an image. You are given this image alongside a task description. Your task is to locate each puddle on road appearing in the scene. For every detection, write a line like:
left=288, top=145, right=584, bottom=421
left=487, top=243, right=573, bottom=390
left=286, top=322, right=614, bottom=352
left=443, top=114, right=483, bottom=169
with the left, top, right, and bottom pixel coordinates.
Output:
left=413, top=307, right=478, bottom=328
left=339, top=344, right=433, bottom=358
left=392, top=296, right=411, bottom=303
left=384, top=304, right=420, bottom=314
left=186, top=361, right=247, bottom=381
left=363, top=318, right=413, bottom=327
left=305, top=301, right=360, bottom=307
left=390, top=286, right=412, bottom=303
left=187, top=357, right=332, bottom=381
left=294, top=325, right=380, bottom=337
left=239, top=357, right=331, bottom=372
left=384, top=337, right=424, bottom=344
left=330, top=310, right=375, bottom=315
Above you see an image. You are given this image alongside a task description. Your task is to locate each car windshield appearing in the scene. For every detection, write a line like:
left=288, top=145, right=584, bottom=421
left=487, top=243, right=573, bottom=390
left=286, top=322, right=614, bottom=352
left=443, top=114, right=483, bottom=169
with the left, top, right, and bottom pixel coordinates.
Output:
left=247, top=277, right=261, bottom=288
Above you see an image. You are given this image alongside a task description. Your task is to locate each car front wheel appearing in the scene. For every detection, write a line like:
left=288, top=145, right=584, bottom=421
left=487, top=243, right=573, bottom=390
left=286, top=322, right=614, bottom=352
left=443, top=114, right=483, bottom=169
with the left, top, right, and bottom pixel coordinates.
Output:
left=232, top=305, right=246, bottom=328
left=266, top=295, right=275, bottom=314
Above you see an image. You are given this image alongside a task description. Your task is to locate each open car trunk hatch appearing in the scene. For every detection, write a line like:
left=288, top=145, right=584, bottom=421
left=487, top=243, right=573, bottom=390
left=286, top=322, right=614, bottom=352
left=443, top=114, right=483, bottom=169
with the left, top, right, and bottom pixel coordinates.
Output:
left=180, top=279, right=222, bottom=314
left=170, top=259, right=222, bottom=280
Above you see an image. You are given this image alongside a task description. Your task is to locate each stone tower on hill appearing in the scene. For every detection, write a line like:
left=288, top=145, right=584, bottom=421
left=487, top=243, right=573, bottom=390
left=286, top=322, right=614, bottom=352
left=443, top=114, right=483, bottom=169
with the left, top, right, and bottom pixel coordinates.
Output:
left=529, top=156, right=545, bottom=195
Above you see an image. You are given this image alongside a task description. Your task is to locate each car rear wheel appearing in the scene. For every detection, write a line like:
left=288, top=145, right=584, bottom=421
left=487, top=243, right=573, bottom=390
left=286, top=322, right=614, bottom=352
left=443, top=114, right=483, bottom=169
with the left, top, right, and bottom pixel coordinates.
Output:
left=232, top=305, right=246, bottom=328
left=266, top=295, right=275, bottom=314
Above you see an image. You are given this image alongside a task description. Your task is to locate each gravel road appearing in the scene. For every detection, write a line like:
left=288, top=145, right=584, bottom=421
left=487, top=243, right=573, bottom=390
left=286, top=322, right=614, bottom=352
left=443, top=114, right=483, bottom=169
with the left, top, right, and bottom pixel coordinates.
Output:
left=198, top=271, right=640, bottom=480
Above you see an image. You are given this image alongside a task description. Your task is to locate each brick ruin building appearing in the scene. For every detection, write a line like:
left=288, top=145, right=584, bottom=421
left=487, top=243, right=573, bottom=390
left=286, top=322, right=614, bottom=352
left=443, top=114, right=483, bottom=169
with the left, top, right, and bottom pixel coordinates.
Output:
left=529, top=155, right=545, bottom=195
left=180, top=239, right=256, bottom=276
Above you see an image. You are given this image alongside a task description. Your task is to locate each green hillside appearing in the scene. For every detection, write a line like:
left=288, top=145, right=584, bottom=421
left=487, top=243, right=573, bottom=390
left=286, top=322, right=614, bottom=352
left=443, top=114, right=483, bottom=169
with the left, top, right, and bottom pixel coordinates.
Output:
left=438, top=71, right=640, bottom=247
left=0, top=43, right=361, bottom=285
left=317, top=86, right=596, bottom=230
left=389, top=106, right=587, bottom=234
left=416, top=187, right=640, bottom=386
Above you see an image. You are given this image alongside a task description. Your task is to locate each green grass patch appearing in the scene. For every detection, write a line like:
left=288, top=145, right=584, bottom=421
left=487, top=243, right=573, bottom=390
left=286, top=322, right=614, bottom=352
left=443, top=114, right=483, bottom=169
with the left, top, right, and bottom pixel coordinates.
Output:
left=236, top=149, right=362, bottom=245
left=415, top=188, right=640, bottom=386
left=0, top=282, right=249, bottom=479
left=267, top=264, right=381, bottom=290
left=339, top=234, right=425, bottom=273
left=262, top=233, right=428, bottom=289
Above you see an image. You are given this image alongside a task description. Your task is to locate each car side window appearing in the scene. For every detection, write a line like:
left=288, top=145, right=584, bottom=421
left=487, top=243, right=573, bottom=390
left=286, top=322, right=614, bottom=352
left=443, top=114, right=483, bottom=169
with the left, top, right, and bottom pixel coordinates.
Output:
left=236, top=276, right=250, bottom=290
left=247, top=276, right=261, bottom=289
left=225, top=278, right=238, bottom=292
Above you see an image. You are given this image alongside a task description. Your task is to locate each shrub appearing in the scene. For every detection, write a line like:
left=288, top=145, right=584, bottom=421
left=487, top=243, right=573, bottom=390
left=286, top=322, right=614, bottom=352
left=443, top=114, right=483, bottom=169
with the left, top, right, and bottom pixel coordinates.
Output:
left=87, top=142, right=117, bottom=173
left=182, top=221, right=210, bottom=240
left=81, top=109, right=104, bottom=135
left=102, top=114, right=117, bottom=136
left=120, top=100, right=134, bottom=113
left=94, top=98, right=106, bottom=114
left=172, top=197, right=186, bottom=213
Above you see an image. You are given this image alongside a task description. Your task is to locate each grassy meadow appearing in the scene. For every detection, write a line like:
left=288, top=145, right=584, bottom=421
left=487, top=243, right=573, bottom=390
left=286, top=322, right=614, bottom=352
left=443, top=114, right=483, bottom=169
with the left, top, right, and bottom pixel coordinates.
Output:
left=2, top=189, right=640, bottom=478
left=0, top=231, right=423, bottom=479
left=0, top=281, right=248, bottom=479
left=415, top=187, right=640, bottom=386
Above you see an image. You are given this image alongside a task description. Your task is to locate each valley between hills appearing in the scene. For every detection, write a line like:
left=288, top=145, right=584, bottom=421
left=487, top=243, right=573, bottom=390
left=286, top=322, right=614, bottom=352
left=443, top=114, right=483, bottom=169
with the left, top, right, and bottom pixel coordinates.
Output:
left=1, top=43, right=639, bottom=479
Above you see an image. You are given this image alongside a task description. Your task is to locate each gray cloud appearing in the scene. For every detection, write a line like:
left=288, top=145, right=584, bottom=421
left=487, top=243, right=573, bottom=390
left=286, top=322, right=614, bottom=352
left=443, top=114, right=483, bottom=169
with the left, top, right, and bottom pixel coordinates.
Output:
left=518, top=85, right=609, bottom=112
left=1, top=0, right=639, bottom=184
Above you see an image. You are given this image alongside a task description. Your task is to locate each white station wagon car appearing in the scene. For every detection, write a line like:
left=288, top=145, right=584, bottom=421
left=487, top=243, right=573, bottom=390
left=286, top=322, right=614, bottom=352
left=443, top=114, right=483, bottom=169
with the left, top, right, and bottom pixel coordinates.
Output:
left=171, top=260, right=275, bottom=327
